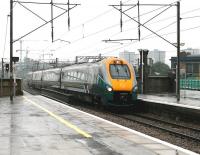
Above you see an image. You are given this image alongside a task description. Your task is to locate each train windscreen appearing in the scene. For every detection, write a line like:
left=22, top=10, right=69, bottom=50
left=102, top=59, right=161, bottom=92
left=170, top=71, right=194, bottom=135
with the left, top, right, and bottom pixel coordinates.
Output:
left=109, top=64, right=130, bottom=79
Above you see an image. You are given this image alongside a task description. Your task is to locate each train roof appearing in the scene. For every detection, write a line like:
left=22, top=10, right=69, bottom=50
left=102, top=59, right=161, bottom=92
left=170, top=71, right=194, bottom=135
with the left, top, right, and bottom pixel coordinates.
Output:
left=29, top=57, right=129, bottom=74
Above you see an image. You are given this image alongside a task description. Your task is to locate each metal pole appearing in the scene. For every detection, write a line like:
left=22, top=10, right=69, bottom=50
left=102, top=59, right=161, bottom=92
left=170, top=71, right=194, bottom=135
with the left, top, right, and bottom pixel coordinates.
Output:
left=13, top=62, right=16, bottom=97
left=141, top=50, right=143, bottom=94
left=20, top=40, right=22, bottom=78
left=68, top=0, right=70, bottom=30
left=120, top=1, right=122, bottom=32
left=2, top=59, right=4, bottom=79
left=177, top=1, right=180, bottom=102
left=184, top=72, right=186, bottom=98
left=51, top=0, right=54, bottom=42
left=1, top=58, right=3, bottom=97
left=10, top=0, right=13, bottom=101
left=137, top=0, right=140, bottom=41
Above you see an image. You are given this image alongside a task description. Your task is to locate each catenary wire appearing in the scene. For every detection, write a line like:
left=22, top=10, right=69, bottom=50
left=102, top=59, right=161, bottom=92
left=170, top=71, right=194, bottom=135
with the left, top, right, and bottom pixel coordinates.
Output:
left=40, top=3, right=200, bottom=58
left=101, top=24, right=200, bottom=55
left=71, top=20, right=177, bottom=56
left=45, top=4, right=171, bottom=52
left=59, top=15, right=199, bottom=57
left=69, top=11, right=200, bottom=56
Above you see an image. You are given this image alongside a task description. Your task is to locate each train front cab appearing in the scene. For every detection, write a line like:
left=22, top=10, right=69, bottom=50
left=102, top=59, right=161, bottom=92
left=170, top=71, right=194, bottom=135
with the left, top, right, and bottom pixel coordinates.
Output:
left=97, top=58, right=137, bottom=106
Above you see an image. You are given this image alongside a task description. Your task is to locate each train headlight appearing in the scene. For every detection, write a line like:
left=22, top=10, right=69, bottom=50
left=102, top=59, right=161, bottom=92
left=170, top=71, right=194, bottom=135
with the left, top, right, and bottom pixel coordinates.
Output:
left=107, top=86, right=112, bottom=92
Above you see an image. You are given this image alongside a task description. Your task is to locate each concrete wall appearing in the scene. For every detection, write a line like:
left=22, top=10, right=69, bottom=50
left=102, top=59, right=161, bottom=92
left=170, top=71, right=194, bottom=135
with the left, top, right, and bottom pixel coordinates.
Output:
left=137, top=76, right=175, bottom=94
left=147, top=76, right=175, bottom=93
left=0, top=79, right=23, bottom=97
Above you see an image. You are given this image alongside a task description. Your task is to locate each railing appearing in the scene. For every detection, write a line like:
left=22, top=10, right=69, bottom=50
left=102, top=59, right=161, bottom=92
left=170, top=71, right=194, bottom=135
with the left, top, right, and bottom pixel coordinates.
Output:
left=180, top=78, right=200, bottom=90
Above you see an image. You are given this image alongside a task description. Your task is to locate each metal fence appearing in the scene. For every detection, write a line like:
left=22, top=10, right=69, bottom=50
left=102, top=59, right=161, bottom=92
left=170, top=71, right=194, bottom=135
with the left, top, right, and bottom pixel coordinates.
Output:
left=180, top=78, right=200, bottom=90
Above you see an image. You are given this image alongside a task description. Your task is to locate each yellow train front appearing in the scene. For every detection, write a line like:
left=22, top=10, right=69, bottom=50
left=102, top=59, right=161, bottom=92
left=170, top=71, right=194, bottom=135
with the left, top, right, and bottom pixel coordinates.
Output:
left=94, top=57, right=138, bottom=106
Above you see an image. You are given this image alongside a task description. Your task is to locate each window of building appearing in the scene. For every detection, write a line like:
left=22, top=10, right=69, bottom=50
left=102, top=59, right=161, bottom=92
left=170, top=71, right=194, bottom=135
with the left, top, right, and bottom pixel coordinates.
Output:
left=186, top=63, right=193, bottom=74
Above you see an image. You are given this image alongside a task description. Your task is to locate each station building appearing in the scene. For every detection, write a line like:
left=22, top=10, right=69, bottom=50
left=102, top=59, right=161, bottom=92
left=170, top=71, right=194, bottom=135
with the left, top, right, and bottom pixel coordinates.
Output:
left=170, top=54, right=200, bottom=78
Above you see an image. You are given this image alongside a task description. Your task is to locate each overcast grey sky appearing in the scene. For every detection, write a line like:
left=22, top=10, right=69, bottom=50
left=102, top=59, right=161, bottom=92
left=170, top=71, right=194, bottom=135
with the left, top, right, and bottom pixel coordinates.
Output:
left=1, top=0, right=200, bottom=64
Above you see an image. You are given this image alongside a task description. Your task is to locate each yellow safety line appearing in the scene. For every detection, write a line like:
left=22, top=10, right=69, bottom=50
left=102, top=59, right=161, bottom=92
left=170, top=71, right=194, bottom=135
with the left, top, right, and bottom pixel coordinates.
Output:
left=23, top=96, right=92, bottom=138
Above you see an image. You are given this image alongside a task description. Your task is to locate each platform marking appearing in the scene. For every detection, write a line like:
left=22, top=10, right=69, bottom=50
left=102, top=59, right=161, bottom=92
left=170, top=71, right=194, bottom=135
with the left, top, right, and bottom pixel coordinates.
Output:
left=23, top=96, right=92, bottom=138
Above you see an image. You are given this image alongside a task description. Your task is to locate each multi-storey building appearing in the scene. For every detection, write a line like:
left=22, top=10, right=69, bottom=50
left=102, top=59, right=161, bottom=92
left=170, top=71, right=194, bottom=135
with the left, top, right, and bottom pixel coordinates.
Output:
left=119, top=51, right=139, bottom=67
left=183, top=48, right=200, bottom=55
left=148, top=49, right=166, bottom=63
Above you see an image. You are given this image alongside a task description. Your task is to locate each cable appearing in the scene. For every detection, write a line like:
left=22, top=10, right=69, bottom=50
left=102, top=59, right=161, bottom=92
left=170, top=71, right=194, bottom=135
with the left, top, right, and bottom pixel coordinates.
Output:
left=110, top=13, right=200, bottom=39
left=60, top=19, right=175, bottom=56
left=69, top=4, right=169, bottom=42
left=74, top=5, right=200, bottom=56
left=101, top=24, right=200, bottom=55
left=103, top=6, right=200, bottom=40
left=142, top=20, right=177, bottom=39
left=150, top=7, right=200, bottom=24
left=71, top=11, right=200, bottom=56
left=69, top=9, right=113, bottom=31
left=102, top=42, right=136, bottom=55
left=109, top=7, right=176, bottom=38
left=48, top=4, right=172, bottom=52
left=44, top=4, right=200, bottom=57
left=82, top=21, right=177, bottom=55
left=13, top=0, right=18, bottom=8
left=182, top=16, right=200, bottom=20
left=2, top=15, right=9, bottom=58
left=182, top=7, right=200, bottom=15
left=44, top=0, right=168, bottom=51
left=141, top=20, right=200, bottom=41
left=78, top=42, right=124, bottom=56
left=60, top=0, right=133, bottom=35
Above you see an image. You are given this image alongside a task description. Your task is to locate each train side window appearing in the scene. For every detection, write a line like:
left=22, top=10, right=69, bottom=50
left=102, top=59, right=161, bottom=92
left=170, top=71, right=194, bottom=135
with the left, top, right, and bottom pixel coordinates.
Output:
left=74, top=72, right=77, bottom=80
left=80, top=73, right=83, bottom=81
left=71, top=72, right=73, bottom=80
left=68, top=72, right=71, bottom=80
left=72, top=72, right=75, bottom=80
left=82, top=73, right=85, bottom=81
left=77, top=72, right=81, bottom=81
left=66, top=72, right=69, bottom=80
left=65, top=72, right=68, bottom=80
left=69, top=72, right=72, bottom=80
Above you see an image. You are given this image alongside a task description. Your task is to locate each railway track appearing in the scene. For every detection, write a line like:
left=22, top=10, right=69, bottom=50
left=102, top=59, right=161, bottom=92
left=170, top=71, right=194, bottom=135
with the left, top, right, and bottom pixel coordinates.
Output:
left=111, top=113, right=200, bottom=142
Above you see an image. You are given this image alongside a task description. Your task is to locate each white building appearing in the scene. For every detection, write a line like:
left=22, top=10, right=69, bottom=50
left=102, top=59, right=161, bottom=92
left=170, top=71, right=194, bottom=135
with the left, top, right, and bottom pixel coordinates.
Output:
left=148, top=49, right=166, bottom=63
left=183, top=48, right=200, bottom=55
left=119, top=51, right=139, bottom=66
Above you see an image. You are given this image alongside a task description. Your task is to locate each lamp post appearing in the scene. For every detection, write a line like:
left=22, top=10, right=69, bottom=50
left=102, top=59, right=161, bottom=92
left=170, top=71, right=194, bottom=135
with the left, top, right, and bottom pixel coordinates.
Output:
left=10, top=0, right=13, bottom=101
left=173, top=42, right=185, bottom=102
left=1, top=58, right=6, bottom=97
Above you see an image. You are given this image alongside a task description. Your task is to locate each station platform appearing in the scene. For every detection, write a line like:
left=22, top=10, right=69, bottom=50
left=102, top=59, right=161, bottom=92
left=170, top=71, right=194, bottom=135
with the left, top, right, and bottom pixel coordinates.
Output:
left=0, top=92, right=198, bottom=155
left=138, top=90, right=200, bottom=110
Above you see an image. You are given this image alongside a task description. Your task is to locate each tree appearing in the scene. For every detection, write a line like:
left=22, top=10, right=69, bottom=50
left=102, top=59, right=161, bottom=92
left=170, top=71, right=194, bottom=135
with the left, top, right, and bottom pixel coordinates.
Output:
left=151, top=62, right=170, bottom=76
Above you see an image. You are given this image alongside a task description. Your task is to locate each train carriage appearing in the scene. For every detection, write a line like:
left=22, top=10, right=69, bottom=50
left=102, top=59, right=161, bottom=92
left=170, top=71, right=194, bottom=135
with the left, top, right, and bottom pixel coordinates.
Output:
left=27, top=57, right=138, bottom=106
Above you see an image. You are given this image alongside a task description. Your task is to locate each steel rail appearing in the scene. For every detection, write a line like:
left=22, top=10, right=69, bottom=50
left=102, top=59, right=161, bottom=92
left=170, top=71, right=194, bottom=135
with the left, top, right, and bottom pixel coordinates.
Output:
left=114, top=114, right=200, bottom=142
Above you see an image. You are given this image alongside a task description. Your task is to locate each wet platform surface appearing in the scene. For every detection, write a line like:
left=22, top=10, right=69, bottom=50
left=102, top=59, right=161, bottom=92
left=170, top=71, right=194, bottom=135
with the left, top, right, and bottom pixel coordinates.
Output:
left=0, top=92, right=197, bottom=155
left=139, top=90, right=200, bottom=109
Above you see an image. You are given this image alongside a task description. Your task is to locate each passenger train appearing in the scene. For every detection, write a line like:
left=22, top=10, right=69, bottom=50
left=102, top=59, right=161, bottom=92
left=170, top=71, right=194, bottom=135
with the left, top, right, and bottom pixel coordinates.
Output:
left=27, top=57, right=138, bottom=106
